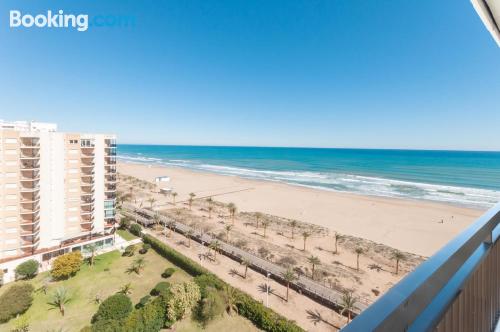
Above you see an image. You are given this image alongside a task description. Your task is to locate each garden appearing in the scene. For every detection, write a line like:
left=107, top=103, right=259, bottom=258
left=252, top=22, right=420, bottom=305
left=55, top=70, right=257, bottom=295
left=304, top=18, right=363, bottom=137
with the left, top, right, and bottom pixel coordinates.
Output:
left=0, top=243, right=258, bottom=332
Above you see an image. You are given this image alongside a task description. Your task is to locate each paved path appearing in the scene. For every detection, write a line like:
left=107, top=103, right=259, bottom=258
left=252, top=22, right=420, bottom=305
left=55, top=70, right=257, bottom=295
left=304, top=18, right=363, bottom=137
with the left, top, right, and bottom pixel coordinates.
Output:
left=122, top=203, right=367, bottom=314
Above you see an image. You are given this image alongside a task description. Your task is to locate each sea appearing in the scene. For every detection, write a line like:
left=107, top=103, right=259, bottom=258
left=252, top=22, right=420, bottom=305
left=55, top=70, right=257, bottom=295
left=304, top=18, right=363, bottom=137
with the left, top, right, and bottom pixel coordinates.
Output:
left=118, top=145, right=500, bottom=209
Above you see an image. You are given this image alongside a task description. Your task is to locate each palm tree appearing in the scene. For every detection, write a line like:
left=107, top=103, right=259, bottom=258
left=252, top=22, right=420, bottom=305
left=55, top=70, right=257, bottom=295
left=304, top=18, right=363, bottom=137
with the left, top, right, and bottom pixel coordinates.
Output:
left=147, top=197, right=156, bottom=209
left=228, top=203, right=237, bottom=225
left=392, top=250, right=406, bottom=275
left=153, top=213, right=161, bottom=231
left=50, top=287, right=71, bottom=316
left=241, top=258, right=250, bottom=278
left=187, top=229, right=194, bottom=247
left=334, top=232, right=343, bottom=254
left=225, top=225, right=233, bottom=242
left=87, top=243, right=98, bottom=266
left=171, top=192, right=178, bottom=205
left=302, top=231, right=311, bottom=251
left=262, top=220, right=270, bottom=238
left=208, top=205, right=214, bottom=219
left=340, top=291, right=356, bottom=322
left=119, top=283, right=133, bottom=295
left=168, top=221, right=176, bottom=237
left=307, top=256, right=321, bottom=279
left=355, top=247, right=364, bottom=271
left=290, top=220, right=298, bottom=239
left=188, top=192, right=196, bottom=210
left=132, top=257, right=146, bottom=274
left=223, top=285, right=239, bottom=315
left=255, top=212, right=263, bottom=229
left=281, top=268, right=297, bottom=301
left=210, top=240, right=221, bottom=259
left=206, top=197, right=213, bottom=206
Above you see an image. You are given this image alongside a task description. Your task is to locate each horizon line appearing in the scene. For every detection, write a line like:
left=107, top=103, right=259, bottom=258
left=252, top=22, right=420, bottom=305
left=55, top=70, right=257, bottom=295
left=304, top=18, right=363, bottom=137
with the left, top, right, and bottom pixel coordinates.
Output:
left=117, top=143, right=500, bottom=153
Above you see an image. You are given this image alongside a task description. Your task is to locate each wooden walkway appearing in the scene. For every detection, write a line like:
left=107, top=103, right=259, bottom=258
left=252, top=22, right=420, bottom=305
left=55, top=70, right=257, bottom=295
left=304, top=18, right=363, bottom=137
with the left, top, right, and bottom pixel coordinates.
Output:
left=121, top=204, right=368, bottom=315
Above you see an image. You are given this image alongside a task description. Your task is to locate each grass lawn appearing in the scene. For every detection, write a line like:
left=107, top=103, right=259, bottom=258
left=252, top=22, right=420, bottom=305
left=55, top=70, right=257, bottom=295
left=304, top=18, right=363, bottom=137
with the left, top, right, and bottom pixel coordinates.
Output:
left=117, top=228, right=138, bottom=241
left=176, top=314, right=262, bottom=332
left=0, top=249, right=190, bottom=332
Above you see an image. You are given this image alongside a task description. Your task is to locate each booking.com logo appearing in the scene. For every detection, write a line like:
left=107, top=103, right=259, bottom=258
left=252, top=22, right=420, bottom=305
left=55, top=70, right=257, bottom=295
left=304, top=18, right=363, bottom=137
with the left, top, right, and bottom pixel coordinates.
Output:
left=9, top=10, right=136, bottom=32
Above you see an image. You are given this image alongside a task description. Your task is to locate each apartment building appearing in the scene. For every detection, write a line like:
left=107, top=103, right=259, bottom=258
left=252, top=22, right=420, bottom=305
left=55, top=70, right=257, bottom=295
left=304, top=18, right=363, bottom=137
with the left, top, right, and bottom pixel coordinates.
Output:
left=0, top=121, right=117, bottom=278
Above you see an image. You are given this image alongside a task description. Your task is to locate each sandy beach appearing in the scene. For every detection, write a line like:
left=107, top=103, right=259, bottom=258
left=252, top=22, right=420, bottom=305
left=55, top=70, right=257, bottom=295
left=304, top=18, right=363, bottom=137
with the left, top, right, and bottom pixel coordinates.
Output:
left=118, top=162, right=482, bottom=257
left=117, top=161, right=488, bottom=330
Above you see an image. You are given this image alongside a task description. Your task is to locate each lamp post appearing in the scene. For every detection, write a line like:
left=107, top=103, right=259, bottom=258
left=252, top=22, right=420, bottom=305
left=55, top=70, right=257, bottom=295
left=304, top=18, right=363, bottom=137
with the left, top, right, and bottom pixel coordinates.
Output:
left=266, top=272, right=271, bottom=307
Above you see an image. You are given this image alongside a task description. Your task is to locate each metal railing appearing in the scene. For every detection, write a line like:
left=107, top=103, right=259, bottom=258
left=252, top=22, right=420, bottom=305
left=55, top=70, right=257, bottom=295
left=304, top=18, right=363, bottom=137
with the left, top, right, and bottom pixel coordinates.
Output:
left=342, top=202, right=500, bottom=332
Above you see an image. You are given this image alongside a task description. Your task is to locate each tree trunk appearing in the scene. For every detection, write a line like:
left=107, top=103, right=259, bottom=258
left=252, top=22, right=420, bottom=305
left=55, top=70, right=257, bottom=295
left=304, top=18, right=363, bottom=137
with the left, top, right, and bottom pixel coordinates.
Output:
left=244, top=265, right=248, bottom=278
left=303, top=239, right=306, bottom=251
left=395, top=259, right=399, bottom=274
left=356, top=255, right=360, bottom=271
left=286, top=283, right=289, bottom=301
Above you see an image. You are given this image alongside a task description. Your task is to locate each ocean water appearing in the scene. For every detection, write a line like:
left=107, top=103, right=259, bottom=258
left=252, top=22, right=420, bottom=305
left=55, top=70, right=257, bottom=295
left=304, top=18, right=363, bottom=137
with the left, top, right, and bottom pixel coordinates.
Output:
left=118, top=145, right=500, bottom=209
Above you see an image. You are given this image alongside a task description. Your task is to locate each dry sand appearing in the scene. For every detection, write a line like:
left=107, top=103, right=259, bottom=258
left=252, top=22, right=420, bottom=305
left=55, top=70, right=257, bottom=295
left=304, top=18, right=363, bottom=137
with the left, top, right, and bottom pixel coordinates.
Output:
left=118, top=162, right=482, bottom=257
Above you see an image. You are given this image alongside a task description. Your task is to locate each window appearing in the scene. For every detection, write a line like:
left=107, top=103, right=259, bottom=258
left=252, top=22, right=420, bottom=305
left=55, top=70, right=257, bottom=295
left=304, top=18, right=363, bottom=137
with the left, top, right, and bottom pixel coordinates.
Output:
left=5, top=161, right=17, bottom=166
left=69, top=149, right=78, bottom=154
left=4, top=138, right=17, bottom=144
left=69, top=139, right=79, bottom=144
left=5, top=217, right=17, bottom=222
left=5, top=149, right=17, bottom=155
left=68, top=216, right=78, bottom=222
left=6, top=195, right=17, bottom=200
left=68, top=169, right=78, bottom=174
left=5, top=239, right=17, bottom=245
left=6, top=228, right=17, bottom=234
left=5, top=206, right=16, bottom=211
left=104, top=210, right=115, bottom=218
left=5, top=183, right=17, bottom=189
left=6, top=172, right=17, bottom=178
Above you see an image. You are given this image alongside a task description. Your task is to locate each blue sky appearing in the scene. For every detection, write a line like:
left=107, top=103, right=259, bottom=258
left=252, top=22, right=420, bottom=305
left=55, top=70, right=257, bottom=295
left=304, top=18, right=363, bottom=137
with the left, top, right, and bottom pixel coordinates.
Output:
left=0, top=0, right=499, bottom=150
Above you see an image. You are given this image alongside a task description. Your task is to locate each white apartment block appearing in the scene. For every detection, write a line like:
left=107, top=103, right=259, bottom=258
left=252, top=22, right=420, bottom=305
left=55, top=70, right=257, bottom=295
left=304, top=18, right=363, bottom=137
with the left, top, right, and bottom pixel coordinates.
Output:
left=0, top=120, right=117, bottom=277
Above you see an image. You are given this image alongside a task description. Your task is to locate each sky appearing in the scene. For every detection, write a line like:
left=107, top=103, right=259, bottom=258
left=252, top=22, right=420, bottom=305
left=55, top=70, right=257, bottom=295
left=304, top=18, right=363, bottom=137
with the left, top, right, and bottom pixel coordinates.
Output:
left=0, top=0, right=499, bottom=150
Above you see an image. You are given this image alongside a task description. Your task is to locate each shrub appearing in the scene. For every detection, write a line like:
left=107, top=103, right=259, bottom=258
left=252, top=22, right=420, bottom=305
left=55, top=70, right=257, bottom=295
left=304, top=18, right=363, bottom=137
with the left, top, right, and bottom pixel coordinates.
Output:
left=139, top=243, right=150, bottom=254
left=161, top=267, right=176, bottom=278
left=123, top=245, right=136, bottom=257
left=165, top=281, right=201, bottom=323
left=51, top=251, right=83, bottom=280
left=0, top=282, right=34, bottom=323
left=150, top=281, right=171, bottom=297
left=194, top=274, right=225, bottom=298
left=123, top=296, right=167, bottom=331
left=135, top=295, right=151, bottom=309
left=15, top=259, right=39, bottom=279
left=92, top=293, right=133, bottom=323
left=197, top=287, right=225, bottom=326
left=80, top=326, right=92, bottom=332
left=119, top=217, right=131, bottom=230
left=130, top=224, right=142, bottom=237
left=91, top=319, right=122, bottom=332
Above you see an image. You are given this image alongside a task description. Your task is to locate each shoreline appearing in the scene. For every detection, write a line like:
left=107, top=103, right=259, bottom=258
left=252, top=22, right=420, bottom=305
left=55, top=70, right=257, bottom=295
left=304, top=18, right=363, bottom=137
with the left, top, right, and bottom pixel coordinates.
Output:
left=118, top=161, right=484, bottom=256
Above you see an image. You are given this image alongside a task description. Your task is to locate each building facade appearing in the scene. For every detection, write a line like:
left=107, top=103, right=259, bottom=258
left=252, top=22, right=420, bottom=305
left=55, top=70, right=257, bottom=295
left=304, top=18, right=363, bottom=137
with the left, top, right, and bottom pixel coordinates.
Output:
left=0, top=121, right=117, bottom=270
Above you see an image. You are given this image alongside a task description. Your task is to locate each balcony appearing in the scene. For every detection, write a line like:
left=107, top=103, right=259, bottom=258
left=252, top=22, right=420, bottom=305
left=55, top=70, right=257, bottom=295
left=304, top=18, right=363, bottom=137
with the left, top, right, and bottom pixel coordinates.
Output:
left=20, top=162, right=40, bottom=170
left=21, top=215, right=40, bottom=225
left=20, top=137, right=40, bottom=147
left=20, top=238, right=40, bottom=248
left=105, top=185, right=117, bottom=192
left=20, top=194, right=40, bottom=204
left=81, top=162, right=95, bottom=168
left=342, top=203, right=500, bottom=332
left=81, top=198, right=95, bottom=206
left=20, top=184, right=40, bottom=193
left=21, top=227, right=40, bottom=237
left=105, top=157, right=117, bottom=165
left=20, top=151, right=40, bottom=160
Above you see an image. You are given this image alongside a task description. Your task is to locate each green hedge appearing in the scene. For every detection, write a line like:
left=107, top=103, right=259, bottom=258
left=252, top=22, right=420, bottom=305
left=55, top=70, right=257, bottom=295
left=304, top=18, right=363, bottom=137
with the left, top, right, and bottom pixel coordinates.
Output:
left=143, top=235, right=208, bottom=276
left=142, top=234, right=303, bottom=332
